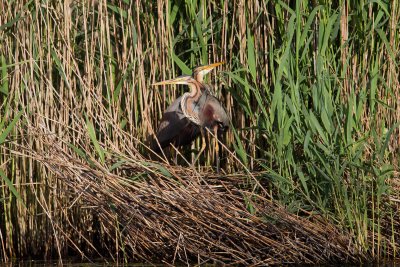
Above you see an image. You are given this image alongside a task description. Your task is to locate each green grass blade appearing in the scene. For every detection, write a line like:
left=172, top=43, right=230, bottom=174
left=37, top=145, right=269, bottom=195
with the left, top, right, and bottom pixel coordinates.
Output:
left=1, top=55, right=9, bottom=95
left=309, top=110, right=328, bottom=145
left=86, top=119, right=105, bottom=164
left=143, top=162, right=172, bottom=178
left=247, top=26, right=257, bottom=82
left=171, top=52, right=191, bottom=75
left=375, top=29, right=397, bottom=64
left=0, top=169, right=26, bottom=209
left=66, top=143, right=97, bottom=167
left=109, top=159, right=127, bottom=172
left=0, top=110, right=23, bottom=145
left=297, top=170, right=309, bottom=199
left=379, top=122, right=400, bottom=162
left=50, top=48, right=70, bottom=89
left=231, top=126, right=248, bottom=166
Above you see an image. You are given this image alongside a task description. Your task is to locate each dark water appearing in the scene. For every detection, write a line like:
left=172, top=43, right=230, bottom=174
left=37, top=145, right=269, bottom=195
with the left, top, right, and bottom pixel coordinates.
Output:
left=0, top=261, right=157, bottom=267
left=1, top=260, right=400, bottom=267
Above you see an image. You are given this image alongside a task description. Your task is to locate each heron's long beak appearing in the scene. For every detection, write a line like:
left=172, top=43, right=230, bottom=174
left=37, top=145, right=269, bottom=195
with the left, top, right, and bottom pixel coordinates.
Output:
left=193, top=61, right=224, bottom=83
left=195, top=61, right=225, bottom=72
left=152, top=75, right=191, bottom=86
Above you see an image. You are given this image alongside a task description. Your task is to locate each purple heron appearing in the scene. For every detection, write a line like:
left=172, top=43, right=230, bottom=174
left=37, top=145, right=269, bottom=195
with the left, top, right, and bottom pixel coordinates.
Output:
left=151, top=62, right=228, bottom=170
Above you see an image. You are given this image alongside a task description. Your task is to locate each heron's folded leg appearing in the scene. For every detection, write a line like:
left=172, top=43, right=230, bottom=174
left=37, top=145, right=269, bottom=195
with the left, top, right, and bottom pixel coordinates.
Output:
left=214, top=125, right=220, bottom=173
left=194, top=127, right=206, bottom=165
left=174, top=148, right=178, bottom=165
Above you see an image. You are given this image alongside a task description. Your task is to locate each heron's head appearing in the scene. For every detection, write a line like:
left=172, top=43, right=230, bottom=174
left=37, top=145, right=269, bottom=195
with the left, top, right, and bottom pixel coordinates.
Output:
left=152, top=75, right=196, bottom=86
left=193, top=62, right=224, bottom=83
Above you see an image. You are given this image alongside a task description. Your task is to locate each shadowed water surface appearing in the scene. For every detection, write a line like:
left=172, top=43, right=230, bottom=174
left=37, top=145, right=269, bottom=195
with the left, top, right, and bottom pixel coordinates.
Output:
left=1, top=261, right=159, bottom=267
left=2, top=261, right=400, bottom=267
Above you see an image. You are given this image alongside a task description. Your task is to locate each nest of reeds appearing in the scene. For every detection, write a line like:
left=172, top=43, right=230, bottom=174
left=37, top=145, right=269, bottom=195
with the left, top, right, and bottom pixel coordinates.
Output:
left=19, top=129, right=368, bottom=265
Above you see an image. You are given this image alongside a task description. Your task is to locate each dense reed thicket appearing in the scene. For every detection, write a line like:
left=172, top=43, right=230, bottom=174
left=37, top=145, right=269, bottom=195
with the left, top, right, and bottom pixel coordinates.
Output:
left=0, top=0, right=399, bottom=263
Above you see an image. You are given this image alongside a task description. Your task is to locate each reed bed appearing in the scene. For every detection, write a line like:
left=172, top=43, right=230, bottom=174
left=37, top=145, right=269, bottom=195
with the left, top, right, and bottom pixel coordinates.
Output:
left=1, top=0, right=399, bottom=264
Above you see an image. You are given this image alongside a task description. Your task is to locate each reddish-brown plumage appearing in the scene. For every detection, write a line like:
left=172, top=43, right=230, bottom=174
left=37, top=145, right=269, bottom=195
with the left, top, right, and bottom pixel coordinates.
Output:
left=151, top=63, right=228, bottom=171
left=151, top=86, right=229, bottom=152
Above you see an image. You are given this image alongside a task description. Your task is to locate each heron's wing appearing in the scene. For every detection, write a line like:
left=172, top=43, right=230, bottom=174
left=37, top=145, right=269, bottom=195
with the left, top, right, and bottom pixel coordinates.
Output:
left=173, top=123, right=200, bottom=147
left=207, top=94, right=230, bottom=127
left=151, top=97, right=191, bottom=151
left=198, top=93, right=230, bottom=129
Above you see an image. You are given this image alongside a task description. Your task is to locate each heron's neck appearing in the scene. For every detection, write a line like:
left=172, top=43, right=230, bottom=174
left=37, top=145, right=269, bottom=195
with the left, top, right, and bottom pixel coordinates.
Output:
left=181, top=82, right=202, bottom=125
left=187, top=82, right=201, bottom=101
left=195, top=74, right=203, bottom=84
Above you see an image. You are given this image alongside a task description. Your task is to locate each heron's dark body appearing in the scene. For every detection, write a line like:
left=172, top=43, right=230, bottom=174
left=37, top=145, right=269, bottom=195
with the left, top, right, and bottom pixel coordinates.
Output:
left=151, top=96, right=199, bottom=152
left=151, top=90, right=229, bottom=152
